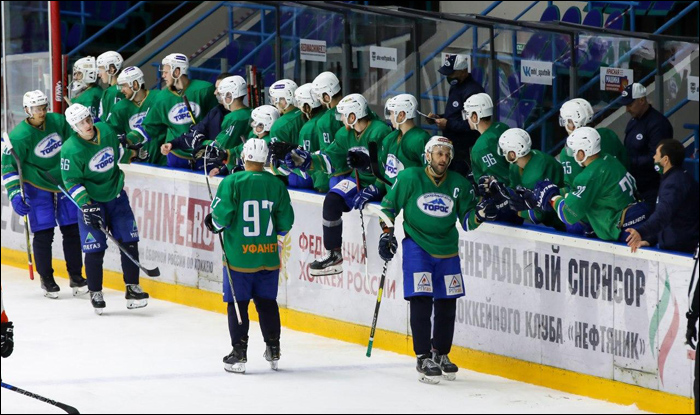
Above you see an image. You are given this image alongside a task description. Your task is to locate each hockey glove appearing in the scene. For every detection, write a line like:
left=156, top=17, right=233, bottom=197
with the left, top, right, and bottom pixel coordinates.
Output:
left=686, top=312, right=698, bottom=350
left=346, top=147, right=371, bottom=172
left=10, top=193, right=30, bottom=217
left=533, top=180, right=560, bottom=212
left=81, top=203, right=104, bottom=229
left=1, top=321, right=14, bottom=358
left=269, top=141, right=298, bottom=162
left=186, top=130, right=206, bottom=150
left=378, top=231, right=398, bottom=262
left=128, top=143, right=149, bottom=163
left=204, top=213, right=224, bottom=234
left=515, top=186, right=539, bottom=211
left=196, top=144, right=228, bottom=173
left=352, top=185, right=382, bottom=211
left=474, top=199, right=498, bottom=223
left=487, top=179, right=512, bottom=211
left=477, top=175, right=493, bottom=198
left=285, top=149, right=312, bottom=172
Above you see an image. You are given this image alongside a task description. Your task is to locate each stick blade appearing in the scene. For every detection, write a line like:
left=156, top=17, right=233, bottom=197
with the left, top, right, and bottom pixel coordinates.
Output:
left=144, top=267, right=161, bottom=277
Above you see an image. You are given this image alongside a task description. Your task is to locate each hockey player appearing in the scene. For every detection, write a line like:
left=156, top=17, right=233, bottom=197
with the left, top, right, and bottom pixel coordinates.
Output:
left=107, top=66, right=162, bottom=164
left=286, top=94, right=392, bottom=276
left=1, top=287, right=13, bottom=359
left=204, top=105, right=279, bottom=177
left=558, top=98, right=629, bottom=192
left=204, top=139, right=294, bottom=374
left=272, top=83, right=329, bottom=193
left=377, top=93, right=431, bottom=191
left=187, top=76, right=253, bottom=175
left=528, top=127, right=648, bottom=242
left=378, top=136, right=495, bottom=384
left=493, top=128, right=564, bottom=230
left=311, top=71, right=344, bottom=146
left=2, top=90, right=86, bottom=298
left=70, top=56, right=103, bottom=120
left=96, top=51, right=125, bottom=121
left=464, top=93, right=510, bottom=184
left=162, top=73, right=234, bottom=158
left=136, top=53, right=217, bottom=168
left=60, top=103, right=150, bottom=314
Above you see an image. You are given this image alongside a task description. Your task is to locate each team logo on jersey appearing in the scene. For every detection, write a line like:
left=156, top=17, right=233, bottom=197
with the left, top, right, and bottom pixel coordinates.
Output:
left=128, top=111, right=148, bottom=130
left=88, top=148, right=115, bottom=173
left=413, top=273, right=433, bottom=293
left=385, top=154, right=404, bottom=179
left=417, top=193, right=454, bottom=218
left=84, top=232, right=97, bottom=244
left=445, top=274, right=464, bottom=296
left=34, top=133, right=62, bottom=158
left=168, top=102, right=201, bottom=125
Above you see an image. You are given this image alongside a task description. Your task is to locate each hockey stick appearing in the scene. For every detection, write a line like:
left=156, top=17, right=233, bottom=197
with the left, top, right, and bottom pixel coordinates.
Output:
left=203, top=155, right=243, bottom=326
left=1, top=381, right=80, bottom=414
left=40, top=172, right=160, bottom=277
left=2, top=132, right=35, bottom=280
left=354, top=170, right=371, bottom=292
left=182, top=95, right=196, bottom=125
left=367, top=141, right=392, bottom=186
left=365, top=209, right=394, bottom=358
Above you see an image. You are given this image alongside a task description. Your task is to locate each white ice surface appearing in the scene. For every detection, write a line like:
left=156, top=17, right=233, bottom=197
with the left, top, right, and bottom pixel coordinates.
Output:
left=0, top=264, right=647, bottom=414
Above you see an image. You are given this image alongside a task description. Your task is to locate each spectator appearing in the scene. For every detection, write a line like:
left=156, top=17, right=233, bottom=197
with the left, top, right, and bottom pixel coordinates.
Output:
left=621, top=83, right=673, bottom=213
left=626, top=139, right=699, bottom=253
left=427, top=54, right=484, bottom=177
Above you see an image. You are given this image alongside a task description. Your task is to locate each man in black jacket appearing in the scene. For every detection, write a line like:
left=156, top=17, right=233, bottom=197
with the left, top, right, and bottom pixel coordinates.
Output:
left=626, top=139, right=698, bottom=253
left=427, top=54, right=484, bottom=177
left=621, top=83, right=674, bottom=213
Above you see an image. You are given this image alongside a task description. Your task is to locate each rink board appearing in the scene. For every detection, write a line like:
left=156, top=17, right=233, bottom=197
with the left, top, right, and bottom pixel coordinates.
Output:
left=1, top=163, right=695, bottom=413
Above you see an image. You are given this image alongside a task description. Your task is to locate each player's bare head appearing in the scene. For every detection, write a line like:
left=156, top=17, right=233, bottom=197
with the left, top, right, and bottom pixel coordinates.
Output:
left=250, top=105, right=280, bottom=138
left=295, top=83, right=322, bottom=118
left=462, top=93, right=493, bottom=131
left=160, top=53, right=189, bottom=88
left=385, top=94, right=417, bottom=129
left=559, top=98, right=593, bottom=135
left=269, top=80, right=298, bottom=113
left=567, top=127, right=601, bottom=167
left=22, top=90, right=49, bottom=122
left=66, top=104, right=94, bottom=139
left=425, top=136, right=454, bottom=176
left=242, top=138, right=269, bottom=170
left=117, top=66, right=145, bottom=101
left=498, top=128, right=531, bottom=164
left=336, top=94, right=369, bottom=131
left=218, top=76, right=247, bottom=110
left=311, top=72, right=341, bottom=108
left=96, top=51, right=123, bottom=84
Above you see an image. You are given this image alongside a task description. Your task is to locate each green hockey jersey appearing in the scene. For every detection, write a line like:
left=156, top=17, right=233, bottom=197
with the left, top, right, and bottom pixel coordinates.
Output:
left=559, top=127, right=629, bottom=190
left=378, top=125, right=430, bottom=192
left=553, top=154, right=637, bottom=241
left=107, top=89, right=162, bottom=165
left=381, top=167, right=480, bottom=258
left=2, top=114, right=73, bottom=198
left=211, top=170, right=295, bottom=273
left=509, top=149, right=564, bottom=228
left=60, top=122, right=127, bottom=205
left=99, top=85, right=126, bottom=121
left=470, top=122, right=510, bottom=184
left=269, top=108, right=305, bottom=145
left=72, top=85, right=104, bottom=121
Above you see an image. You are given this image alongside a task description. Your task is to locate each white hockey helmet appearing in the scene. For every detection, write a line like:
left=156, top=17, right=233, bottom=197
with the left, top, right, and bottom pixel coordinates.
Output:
left=96, top=51, right=124, bottom=79
left=311, top=71, right=341, bottom=104
left=250, top=105, right=280, bottom=133
left=462, top=93, right=493, bottom=124
left=425, top=135, right=454, bottom=164
left=269, top=79, right=298, bottom=110
left=218, top=75, right=247, bottom=107
left=160, top=53, right=189, bottom=78
left=294, top=83, right=322, bottom=111
left=336, top=94, right=368, bottom=128
left=73, top=56, right=98, bottom=84
left=498, top=128, right=532, bottom=163
left=384, top=94, right=417, bottom=124
left=242, top=138, right=270, bottom=164
left=23, top=90, right=48, bottom=110
left=65, top=103, right=93, bottom=134
left=117, top=66, right=145, bottom=99
left=567, top=126, right=601, bottom=166
left=559, top=98, right=593, bottom=132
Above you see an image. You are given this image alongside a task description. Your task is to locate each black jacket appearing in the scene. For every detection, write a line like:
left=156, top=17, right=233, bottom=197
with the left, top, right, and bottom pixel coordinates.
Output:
left=440, top=76, right=485, bottom=159
left=637, top=167, right=699, bottom=253
left=624, top=105, right=673, bottom=196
